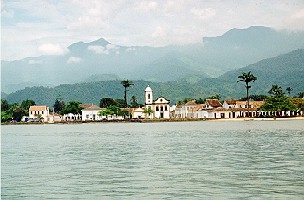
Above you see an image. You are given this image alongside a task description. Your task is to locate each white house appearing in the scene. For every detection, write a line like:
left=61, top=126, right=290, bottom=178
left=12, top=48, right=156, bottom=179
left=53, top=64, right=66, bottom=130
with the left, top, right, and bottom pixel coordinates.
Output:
left=144, top=85, right=170, bottom=119
left=29, top=105, right=50, bottom=122
left=82, top=104, right=105, bottom=121
left=174, top=101, right=199, bottom=118
left=132, top=107, right=145, bottom=119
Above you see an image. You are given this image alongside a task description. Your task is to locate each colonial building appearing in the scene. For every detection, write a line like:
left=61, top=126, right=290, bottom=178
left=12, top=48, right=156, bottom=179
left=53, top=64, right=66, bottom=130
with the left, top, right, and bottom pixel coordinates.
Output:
left=143, top=85, right=171, bottom=119
left=29, top=105, right=50, bottom=122
left=82, top=104, right=105, bottom=121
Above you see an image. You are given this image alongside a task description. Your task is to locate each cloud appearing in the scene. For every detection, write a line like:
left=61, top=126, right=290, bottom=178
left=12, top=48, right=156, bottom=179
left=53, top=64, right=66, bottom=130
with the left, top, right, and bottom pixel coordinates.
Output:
left=67, top=56, right=82, bottom=64
left=88, top=44, right=120, bottom=54
left=38, top=43, right=68, bottom=55
left=152, top=26, right=166, bottom=38
left=28, top=59, right=42, bottom=64
left=190, top=8, right=216, bottom=20
left=88, top=45, right=108, bottom=54
left=136, top=1, right=158, bottom=11
left=2, top=0, right=304, bottom=60
left=106, top=44, right=119, bottom=50
left=2, top=9, right=14, bottom=18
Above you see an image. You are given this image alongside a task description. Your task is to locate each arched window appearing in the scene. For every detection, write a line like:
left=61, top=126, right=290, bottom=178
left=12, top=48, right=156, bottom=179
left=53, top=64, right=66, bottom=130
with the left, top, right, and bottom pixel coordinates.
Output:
left=156, top=106, right=159, bottom=111
left=161, top=106, right=163, bottom=111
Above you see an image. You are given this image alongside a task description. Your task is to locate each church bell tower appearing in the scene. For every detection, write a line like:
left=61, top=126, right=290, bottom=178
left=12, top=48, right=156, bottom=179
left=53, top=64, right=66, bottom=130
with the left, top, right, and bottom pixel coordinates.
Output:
left=145, top=85, right=153, bottom=105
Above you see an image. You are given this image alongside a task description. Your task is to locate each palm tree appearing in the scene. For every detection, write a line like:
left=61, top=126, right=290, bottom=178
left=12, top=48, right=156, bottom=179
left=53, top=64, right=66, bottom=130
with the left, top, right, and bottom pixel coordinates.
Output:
left=286, top=87, right=293, bottom=97
left=121, top=80, right=134, bottom=106
left=237, top=71, right=257, bottom=117
left=143, top=107, right=154, bottom=119
left=269, top=85, right=284, bottom=97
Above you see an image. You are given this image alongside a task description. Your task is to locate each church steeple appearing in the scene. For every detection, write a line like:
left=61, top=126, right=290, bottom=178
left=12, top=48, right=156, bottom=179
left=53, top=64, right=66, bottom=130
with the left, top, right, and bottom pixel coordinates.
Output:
left=144, top=85, right=153, bottom=105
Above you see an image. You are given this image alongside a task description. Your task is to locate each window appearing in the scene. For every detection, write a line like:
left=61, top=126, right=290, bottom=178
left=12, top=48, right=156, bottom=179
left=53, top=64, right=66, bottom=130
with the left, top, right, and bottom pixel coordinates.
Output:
left=161, top=106, right=163, bottom=111
left=165, top=106, right=168, bottom=111
left=156, top=106, right=159, bottom=111
left=42, top=111, right=44, bottom=114
left=86, top=114, right=89, bottom=119
left=148, top=94, right=151, bottom=99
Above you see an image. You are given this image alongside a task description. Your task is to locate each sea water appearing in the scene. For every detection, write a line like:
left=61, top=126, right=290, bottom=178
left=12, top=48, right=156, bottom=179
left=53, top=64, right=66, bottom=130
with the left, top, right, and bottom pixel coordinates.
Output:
left=2, top=120, right=304, bottom=199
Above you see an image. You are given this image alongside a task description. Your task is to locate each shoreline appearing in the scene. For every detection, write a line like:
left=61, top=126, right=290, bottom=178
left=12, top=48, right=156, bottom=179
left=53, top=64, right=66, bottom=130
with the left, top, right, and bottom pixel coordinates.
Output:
left=2, top=116, right=304, bottom=125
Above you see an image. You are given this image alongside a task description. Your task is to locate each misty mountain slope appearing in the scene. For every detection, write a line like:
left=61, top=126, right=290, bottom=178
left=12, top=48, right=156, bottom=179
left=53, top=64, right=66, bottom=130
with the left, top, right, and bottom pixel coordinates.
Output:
left=219, top=49, right=304, bottom=95
left=2, top=26, right=304, bottom=93
left=4, top=49, right=304, bottom=106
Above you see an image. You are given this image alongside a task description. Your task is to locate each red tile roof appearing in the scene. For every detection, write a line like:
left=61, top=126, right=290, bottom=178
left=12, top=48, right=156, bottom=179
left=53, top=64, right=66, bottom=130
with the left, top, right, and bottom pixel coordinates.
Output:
left=206, top=99, right=222, bottom=108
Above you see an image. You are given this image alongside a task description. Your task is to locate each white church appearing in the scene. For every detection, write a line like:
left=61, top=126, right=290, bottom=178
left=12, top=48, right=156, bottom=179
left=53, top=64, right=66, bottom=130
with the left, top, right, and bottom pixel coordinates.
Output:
left=132, top=85, right=171, bottom=119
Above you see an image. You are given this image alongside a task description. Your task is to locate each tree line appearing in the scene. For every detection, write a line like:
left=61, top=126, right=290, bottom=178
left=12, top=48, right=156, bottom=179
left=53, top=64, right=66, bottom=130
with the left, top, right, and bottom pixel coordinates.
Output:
left=2, top=76, right=304, bottom=122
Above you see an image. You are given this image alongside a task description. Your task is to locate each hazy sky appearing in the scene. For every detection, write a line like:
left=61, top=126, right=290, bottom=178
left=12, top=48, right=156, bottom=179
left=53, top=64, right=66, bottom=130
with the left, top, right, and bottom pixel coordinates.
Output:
left=2, top=0, right=304, bottom=60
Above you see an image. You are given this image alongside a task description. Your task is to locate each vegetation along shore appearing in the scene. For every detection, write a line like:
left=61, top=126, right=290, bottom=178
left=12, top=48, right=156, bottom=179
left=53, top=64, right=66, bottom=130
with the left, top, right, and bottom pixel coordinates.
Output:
left=1, top=71, right=304, bottom=124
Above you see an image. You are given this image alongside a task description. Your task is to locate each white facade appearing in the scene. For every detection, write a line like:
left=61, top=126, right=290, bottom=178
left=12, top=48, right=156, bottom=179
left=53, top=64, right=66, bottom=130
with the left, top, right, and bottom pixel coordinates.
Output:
left=132, top=108, right=145, bottom=119
left=132, top=85, right=171, bottom=119
left=152, top=97, right=170, bottom=119
left=81, top=104, right=104, bottom=121
left=63, top=113, right=82, bottom=121
left=29, top=106, right=50, bottom=122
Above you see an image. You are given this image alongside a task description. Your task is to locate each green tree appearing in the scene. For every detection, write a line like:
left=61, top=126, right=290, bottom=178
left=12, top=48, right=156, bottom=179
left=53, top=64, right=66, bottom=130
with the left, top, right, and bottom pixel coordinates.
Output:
left=207, top=94, right=221, bottom=100
left=1, top=111, right=12, bottom=122
left=195, top=98, right=205, bottom=104
left=239, top=94, right=267, bottom=101
left=100, top=98, right=117, bottom=108
left=286, top=87, right=293, bottom=97
left=269, top=85, right=284, bottom=97
left=12, top=107, right=26, bottom=122
left=21, top=99, right=36, bottom=115
left=237, top=71, right=257, bottom=116
left=298, top=92, right=304, bottom=98
left=1, top=99, right=9, bottom=111
left=259, top=96, right=296, bottom=112
left=54, top=98, right=65, bottom=113
left=98, top=109, right=114, bottom=117
left=143, top=107, right=154, bottom=118
left=115, top=99, right=127, bottom=108
left=183, top=98, right=193, bottom=103
left=60, top=101, right=82, bottom=115
left=130, top=96, right=138, bottom=108
left=121, top=80, right=134, bottom=106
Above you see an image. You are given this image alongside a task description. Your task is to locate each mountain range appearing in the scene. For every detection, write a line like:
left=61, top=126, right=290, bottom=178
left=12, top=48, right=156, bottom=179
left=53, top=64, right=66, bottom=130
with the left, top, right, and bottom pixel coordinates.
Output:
left=2, top=26, right=304, bottom=94
left=4, top=48, right=304, bottom=107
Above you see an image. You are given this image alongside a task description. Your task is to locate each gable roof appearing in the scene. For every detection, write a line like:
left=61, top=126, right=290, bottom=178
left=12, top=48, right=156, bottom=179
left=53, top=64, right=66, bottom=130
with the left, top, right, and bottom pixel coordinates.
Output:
left=206, top=99, right=222, bottom=108
left=154, top=96, right=170, bottom=104
left=185, top=100, right=197, bottom=106
left=193, top=104, right=205, bottom=111
left=225, top=99, right=237, bottom=105
left=29, top=106, right=48, bottom=111
left=80, top=103, right=94, bottom=109
left=82, top=104, right=103, bottom=111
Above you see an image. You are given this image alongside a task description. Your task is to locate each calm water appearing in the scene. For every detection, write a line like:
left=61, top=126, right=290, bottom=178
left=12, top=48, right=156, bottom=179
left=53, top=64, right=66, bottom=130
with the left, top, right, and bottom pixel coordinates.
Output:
left=2, top=120, right=304, bottom=199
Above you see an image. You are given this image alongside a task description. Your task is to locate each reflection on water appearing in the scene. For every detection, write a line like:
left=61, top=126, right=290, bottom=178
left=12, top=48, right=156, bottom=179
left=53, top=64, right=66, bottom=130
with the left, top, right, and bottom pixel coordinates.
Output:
left=2, top=120, right=304, bottom=199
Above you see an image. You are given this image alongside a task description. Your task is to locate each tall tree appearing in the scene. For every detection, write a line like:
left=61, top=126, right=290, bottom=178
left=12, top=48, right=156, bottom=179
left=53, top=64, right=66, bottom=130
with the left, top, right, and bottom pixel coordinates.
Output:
left=60, top=101, right=82, bottom=115
left=1, top=99, right=10, bottom=111
left=269, top=85, right=284, bottom=97
left=21, top=99, right=36, bottom=115
left=130, top=96, right=138, bottom=108
left=100, top=98, right=117, bottom=108
left=237, top=71, right=257, bottom=117
left=286, top=87, right=293, bottom=97
left=143, top=107, right=154, bottom=119
left=121, top=80, right=134, bottom=106
left=54, top=98, right=65, bottom=113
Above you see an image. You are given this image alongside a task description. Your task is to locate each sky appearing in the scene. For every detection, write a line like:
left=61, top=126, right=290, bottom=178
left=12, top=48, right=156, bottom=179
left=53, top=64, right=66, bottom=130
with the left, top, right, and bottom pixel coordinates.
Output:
left=1, top=0, right=304, bottom=61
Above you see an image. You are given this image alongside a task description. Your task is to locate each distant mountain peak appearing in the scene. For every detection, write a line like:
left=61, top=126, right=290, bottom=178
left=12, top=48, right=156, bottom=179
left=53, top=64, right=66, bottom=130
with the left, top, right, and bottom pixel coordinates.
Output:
left=89, top=38, right=110, bottom=46
left=67, top=37, right=110, bottom=53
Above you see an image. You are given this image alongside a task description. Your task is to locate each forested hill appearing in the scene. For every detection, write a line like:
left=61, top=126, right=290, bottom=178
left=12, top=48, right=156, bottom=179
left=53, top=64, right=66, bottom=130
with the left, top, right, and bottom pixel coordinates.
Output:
left=4, top=49, right=304, bottom=107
